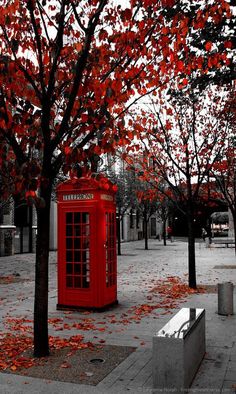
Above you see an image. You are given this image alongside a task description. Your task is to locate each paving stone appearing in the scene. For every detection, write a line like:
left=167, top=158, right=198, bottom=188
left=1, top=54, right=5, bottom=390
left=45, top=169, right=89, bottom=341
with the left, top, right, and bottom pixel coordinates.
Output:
left=190, top=358, right=228, bottom=389
left=225, top=370, right=236, bottom=382
left=227, top=361, right=236, bottom=371
left=127, top=358, right=152, bottom=388
left=98, top=349, right=151, bottom=389
left=221, top=380, right=236, bottom=393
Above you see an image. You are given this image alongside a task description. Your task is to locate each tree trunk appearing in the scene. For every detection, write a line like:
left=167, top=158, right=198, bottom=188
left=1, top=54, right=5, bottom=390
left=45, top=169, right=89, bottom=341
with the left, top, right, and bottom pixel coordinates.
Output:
left=144, top=219, right=148, bottom=250
left=162, top=219, right=166, bottom=246
left=187, top=205, right=197, bottom=289
left=33, top=185, right=52, bottom=357
left=29, top=206, right=33, bottom=253
left=117, top=215, right=121, bottom=256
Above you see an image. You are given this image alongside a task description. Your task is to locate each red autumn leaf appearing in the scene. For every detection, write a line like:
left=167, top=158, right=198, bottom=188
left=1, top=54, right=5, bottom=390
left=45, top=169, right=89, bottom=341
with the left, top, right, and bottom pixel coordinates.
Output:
left=162, top=26, right=169, bottom=35
left=60, top=361, right=71, bottom=368
left=25, top=190, right=36, bottom=198
left=0, top=276, right=15, bottom=284
left=177, top=60, right=184, bottom=71
left=162, top=0, right=175, bottom=6
left=64, top=146, right=71, bottom=155
left=93, top=145, right=101, bottom=155
left=121, top=9, right=132, bottom=22
left=74, top=42, right=82, bottom=52
left=182, top=78, right=188, bottom=86
left=224, top=41, right=232, bottom=49
left=205, top=41, right=212, bottom=51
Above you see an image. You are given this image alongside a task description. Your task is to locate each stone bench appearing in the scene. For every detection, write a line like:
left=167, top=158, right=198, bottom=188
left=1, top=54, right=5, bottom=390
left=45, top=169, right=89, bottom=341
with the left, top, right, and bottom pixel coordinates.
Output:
left=213, top=239, right=235, bottom=248
left=153, top=307, right=205, bottom=392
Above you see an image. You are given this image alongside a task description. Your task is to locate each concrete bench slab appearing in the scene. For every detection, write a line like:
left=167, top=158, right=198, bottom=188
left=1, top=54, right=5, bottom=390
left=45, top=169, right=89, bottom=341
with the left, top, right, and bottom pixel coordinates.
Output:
left=213, top=239, right=235, bottom=247
left=153, top=307, right=205, bottom=392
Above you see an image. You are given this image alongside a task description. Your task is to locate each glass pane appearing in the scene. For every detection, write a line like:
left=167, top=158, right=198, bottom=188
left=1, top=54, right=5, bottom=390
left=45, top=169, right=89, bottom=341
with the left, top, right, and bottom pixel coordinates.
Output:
left=66, top=251, right=73, bottom=262
left=81, top=263, right=87, bottom=275
left=66, top=276, right=73, bottom=288
left=74, top=276, right=81, bottom=288
left=66, top=212, right=73, bottom=224
left=81, top=250, right=87, bottom=263
left=74, top=212, right=81, bottom=224
left=74, top=250, right=80, bottom=262
left=66, top=238, right=73, bottom=249
left=84, top=213, right=89, bottom=224
left=83, top=237, right=89, bottom=248
left=66, top=225, right=73, bottom=236
left=74, top=225, right=81, bottom=236
left=74, top=238, right=81, bottom=249
left=74, top=264, right=81, bottom=274
left=66, top=263, right=73, bottom=274
left=81, top=276, right=89, bottom=287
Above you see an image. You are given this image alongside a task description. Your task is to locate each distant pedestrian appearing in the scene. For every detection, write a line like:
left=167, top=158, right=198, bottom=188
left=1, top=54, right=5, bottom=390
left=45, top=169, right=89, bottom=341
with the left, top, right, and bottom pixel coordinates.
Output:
left=167, top=226, right=172, bottom=240
left=206, top=227, right=212, bottom=244
left=202, top=228, right=207, bottom=241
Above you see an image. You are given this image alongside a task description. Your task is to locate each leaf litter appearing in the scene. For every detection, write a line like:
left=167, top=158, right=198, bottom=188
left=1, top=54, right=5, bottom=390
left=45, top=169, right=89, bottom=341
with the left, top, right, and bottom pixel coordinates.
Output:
left=0, top=275, right=205, bottom=373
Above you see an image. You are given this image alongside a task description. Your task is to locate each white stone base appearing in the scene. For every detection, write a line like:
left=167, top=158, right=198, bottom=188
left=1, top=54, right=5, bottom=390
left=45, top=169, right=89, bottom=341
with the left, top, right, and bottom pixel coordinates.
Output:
left=153, top=308, right=205, bottom=392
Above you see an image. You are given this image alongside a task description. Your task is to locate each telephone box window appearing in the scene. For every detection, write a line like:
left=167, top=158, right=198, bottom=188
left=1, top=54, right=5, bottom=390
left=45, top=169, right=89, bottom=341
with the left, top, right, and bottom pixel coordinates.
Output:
left=66, top=212, right=73, bottom=223
left=66, top=238, right=73, bottom=249
left=66, top=276, right=73, bottom=288
left=65, top=212, right=90, bottom=289
left=66, top=264, right=73, bottom=274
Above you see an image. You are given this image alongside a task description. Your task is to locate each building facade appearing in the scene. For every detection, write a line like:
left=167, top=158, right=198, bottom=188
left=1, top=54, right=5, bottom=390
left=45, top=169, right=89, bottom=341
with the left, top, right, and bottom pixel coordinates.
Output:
left=0, top=199, right=234, bottom=256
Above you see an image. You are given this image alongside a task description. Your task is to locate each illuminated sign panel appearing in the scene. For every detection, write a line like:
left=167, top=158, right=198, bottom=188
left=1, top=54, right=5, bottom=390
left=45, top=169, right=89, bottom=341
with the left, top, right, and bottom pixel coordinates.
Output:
left=63, top=193, right=94, bottom=201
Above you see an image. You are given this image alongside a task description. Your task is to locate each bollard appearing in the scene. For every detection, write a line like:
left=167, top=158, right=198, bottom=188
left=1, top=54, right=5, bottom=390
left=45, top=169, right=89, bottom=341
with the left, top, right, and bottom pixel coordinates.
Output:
left=218, top=282, right=234, bottom=315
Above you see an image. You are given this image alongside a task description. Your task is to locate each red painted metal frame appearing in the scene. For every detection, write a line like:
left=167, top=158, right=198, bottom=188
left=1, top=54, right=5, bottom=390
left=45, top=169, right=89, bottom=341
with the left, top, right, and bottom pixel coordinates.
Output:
left=57, top=177, right=117, bottom=310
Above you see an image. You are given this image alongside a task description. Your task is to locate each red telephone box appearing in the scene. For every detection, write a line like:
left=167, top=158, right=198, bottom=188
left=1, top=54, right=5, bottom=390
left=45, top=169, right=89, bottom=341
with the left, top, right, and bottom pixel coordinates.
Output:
left=57, top=176, right=118, bottom=310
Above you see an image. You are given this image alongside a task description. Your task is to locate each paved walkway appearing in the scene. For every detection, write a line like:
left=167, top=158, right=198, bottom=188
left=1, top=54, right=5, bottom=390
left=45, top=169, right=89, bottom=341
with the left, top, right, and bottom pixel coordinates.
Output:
left=0, top=239, right=236, bottom=393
